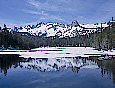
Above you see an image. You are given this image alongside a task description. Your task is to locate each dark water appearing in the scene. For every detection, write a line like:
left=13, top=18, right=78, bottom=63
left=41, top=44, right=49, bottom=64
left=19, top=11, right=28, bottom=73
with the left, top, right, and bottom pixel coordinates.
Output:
left=0, top=54, right=115, bottom=88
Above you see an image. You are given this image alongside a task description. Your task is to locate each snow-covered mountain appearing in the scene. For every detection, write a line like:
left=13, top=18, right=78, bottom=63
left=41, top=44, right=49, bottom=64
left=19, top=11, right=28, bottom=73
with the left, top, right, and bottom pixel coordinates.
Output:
left=7, top=20, right=109, bottom=38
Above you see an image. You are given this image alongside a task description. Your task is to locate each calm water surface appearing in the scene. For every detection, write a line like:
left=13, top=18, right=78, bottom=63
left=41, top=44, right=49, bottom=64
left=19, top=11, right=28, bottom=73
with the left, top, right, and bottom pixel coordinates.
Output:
left=0, top=47, right=115, bottom=88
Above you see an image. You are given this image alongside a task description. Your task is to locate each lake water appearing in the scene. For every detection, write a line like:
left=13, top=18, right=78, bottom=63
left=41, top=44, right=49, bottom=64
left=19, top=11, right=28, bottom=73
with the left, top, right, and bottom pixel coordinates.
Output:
left=0, top=47, right=115, bottom=88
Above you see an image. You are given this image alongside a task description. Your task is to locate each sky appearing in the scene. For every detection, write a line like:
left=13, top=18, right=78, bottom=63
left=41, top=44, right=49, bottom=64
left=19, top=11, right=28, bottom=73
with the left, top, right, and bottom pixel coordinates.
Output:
left=0, top=0, right=115, bottom=28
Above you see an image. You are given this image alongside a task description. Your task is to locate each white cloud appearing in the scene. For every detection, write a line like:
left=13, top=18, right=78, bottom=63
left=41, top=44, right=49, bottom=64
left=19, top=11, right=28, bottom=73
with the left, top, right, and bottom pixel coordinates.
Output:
left=27, top=0, right=75, bottom=12
left=28, top=0, right=40, bottom=7
left=23, top=9, right=48, bottom=15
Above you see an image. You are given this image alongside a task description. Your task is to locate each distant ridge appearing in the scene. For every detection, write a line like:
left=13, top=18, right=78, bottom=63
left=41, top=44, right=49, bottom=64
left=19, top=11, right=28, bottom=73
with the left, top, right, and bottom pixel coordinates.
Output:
left=0, top=17, right=114, bottom=50
left=1, top=20, right=110, bottom=38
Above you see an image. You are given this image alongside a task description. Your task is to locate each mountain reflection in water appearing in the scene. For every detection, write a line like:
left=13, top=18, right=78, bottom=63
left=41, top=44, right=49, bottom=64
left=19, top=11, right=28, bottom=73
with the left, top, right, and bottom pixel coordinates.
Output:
left=19, top=57, right=99, bottom=72
left=0, top=47, right=115, bottom=88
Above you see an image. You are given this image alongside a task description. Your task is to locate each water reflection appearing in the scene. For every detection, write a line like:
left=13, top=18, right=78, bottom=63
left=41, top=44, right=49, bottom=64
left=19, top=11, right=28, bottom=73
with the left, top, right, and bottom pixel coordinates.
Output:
left=19, top=57, right=99, bottom=72
left=0, top=54, right=115, bottom=84
left=0, top=55, right=24, bottom=76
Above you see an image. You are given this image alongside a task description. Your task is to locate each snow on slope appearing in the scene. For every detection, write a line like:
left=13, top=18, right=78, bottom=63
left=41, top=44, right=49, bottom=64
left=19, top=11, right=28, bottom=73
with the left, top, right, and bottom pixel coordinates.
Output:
left=7, top=21, right=109, bottom=38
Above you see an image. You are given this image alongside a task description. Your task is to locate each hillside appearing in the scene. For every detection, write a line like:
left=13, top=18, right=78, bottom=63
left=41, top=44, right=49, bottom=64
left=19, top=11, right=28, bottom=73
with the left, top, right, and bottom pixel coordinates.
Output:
left=0, top=20, right=114, bottom=50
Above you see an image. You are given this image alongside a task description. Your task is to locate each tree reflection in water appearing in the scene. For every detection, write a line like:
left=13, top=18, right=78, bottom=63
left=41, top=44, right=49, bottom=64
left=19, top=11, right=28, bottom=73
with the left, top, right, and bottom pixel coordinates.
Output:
left=0, top=54, right=115, bottom=84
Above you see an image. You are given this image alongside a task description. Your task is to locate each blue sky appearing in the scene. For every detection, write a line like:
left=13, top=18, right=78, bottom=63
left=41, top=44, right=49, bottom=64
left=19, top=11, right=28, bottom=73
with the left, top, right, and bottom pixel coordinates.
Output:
left=0, top=0, right=115, bottom=28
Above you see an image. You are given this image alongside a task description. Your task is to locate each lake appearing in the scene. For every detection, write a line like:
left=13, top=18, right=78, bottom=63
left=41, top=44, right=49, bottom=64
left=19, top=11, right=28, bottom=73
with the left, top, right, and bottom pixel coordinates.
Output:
left=0, top=47, right=115, bottom=88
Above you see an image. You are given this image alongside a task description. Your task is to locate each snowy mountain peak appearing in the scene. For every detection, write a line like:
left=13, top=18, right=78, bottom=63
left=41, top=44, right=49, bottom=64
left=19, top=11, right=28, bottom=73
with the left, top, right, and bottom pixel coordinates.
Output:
left=6, top=21, right=109, bottom=38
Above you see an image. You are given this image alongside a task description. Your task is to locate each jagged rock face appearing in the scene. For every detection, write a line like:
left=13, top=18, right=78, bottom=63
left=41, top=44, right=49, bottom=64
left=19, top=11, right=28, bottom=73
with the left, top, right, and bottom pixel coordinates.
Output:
left=72, top=20, right=79, bottom=27
left=59, top=23, right=65, bottom=28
